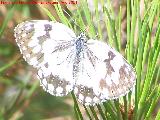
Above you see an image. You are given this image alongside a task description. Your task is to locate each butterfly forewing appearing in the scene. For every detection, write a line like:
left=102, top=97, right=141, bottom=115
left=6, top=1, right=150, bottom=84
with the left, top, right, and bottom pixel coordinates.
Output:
left=14, top=20, right=76, bottom=67
left=14, top=20, right=77, bottom=96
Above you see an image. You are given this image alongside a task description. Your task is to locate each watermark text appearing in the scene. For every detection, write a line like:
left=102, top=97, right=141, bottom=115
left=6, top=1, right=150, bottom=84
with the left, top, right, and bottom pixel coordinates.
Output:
left=0, top=1, right=78, bottom=5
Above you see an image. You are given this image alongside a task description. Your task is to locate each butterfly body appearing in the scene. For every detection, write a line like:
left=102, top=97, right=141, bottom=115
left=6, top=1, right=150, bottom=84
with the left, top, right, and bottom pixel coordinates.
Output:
left=14, top=20, right=136, bottom=105
left=75, top=33, right=86, bottom=56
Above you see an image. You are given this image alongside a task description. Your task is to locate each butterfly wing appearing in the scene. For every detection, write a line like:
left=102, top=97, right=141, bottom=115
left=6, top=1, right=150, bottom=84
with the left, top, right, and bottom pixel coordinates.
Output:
left=74, top=39, right=136, bottom=105
left=14, top=20, right=77, bottom=96
left=14, top=20, right=76, bottom=67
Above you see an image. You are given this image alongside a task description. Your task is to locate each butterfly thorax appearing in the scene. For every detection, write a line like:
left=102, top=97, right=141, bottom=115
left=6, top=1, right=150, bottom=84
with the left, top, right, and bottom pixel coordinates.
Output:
left=75, top=32, right=87, bottom=57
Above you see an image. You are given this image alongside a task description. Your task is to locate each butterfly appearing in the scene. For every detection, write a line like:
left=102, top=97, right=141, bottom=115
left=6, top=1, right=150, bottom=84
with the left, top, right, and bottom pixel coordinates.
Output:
left=14, top=20, right=136, bottom=105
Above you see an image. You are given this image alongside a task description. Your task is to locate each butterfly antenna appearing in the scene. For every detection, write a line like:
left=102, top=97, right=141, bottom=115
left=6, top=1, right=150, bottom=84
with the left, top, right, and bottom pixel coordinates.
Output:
left=62, top=9, right=84, bottom=32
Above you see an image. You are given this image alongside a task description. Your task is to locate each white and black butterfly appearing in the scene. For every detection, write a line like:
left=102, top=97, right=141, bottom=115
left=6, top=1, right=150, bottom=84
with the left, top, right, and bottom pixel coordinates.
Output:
left=14, top=20, right=136, bottom=105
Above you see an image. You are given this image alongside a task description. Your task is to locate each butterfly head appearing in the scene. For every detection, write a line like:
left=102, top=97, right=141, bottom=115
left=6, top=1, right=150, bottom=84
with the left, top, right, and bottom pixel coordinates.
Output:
left=78, top=32, right=87, bottom=43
